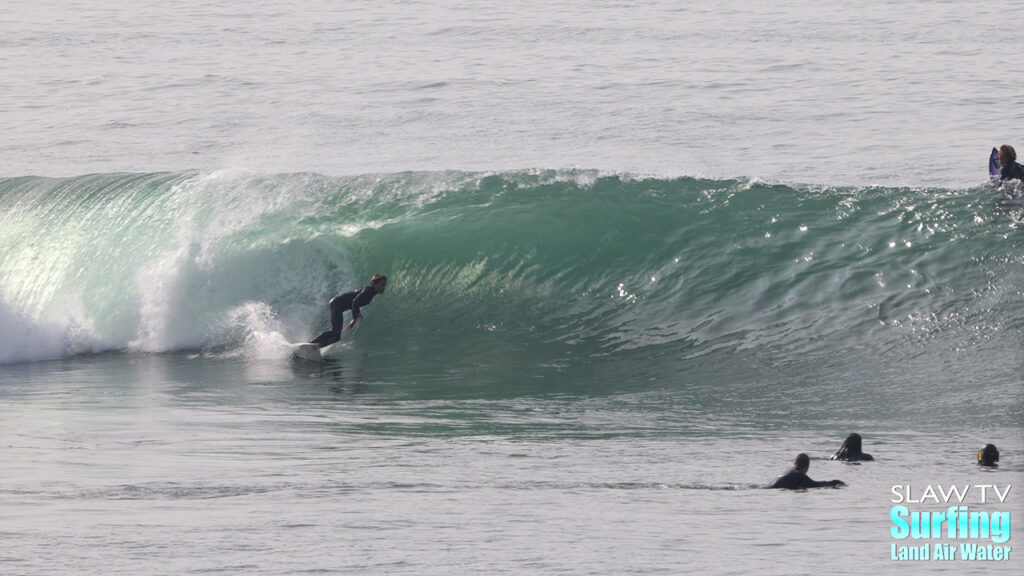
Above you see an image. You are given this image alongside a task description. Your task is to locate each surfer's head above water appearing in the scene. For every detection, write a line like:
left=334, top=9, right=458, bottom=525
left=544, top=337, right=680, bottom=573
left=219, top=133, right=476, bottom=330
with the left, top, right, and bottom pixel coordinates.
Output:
left=999, top=145, right=1017, bottom=165
left=831, top=433, right=874, bottom=462
left=371, top=274, right=388, bottom=294
left=794, top=452, right=811, bottom=473
left=978, top=444, right=999, bottom=467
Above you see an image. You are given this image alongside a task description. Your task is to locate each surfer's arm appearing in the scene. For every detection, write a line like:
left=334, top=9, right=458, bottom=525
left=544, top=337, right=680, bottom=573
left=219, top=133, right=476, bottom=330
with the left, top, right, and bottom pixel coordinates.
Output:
left=347, top=302, right=363, bottom=328
left=346, top=288, right=374, bottom=328
left=808, top=478, right=845, bottom=488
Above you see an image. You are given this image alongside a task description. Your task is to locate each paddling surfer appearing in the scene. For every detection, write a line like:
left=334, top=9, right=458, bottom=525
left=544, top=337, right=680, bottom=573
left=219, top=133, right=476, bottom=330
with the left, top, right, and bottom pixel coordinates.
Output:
left=767, top=453, right=845, bottom=489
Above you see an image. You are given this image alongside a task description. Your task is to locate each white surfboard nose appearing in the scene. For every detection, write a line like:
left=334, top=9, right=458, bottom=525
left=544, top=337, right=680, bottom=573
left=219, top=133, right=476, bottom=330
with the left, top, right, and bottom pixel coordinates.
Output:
left=292, top=343, right=323, bottom=362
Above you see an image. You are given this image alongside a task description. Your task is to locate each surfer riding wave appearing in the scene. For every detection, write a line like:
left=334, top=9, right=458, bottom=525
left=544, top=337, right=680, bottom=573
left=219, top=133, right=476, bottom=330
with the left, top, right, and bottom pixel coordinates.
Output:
left=310, top=274, right=387, bottom=348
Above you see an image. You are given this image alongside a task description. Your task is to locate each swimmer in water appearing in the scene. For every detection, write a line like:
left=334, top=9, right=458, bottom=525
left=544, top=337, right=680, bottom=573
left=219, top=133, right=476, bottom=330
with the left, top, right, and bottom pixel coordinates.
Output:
left=978, top=444, right=999, bottom=468
left=830, top=433, right=874, bottom=462
left=767, top=453, right=845, bottom=489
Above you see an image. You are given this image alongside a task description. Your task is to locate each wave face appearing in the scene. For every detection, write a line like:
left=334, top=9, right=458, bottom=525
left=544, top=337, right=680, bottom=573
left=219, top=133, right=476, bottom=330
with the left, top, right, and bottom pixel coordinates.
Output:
left=1, top=170, right=1021, bottom=413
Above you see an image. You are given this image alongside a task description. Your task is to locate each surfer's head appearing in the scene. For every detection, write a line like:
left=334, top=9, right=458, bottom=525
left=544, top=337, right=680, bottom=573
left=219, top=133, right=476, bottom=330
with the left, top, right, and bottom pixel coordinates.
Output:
left=371, top=274, right=388, bottom=294
left=841, top=433, right=863, bottom=454
left=978, top=444, right=999, bottom=467
left=794, top=453, right=811, bottom=473
left=999, top=145, right=1016, bottom=165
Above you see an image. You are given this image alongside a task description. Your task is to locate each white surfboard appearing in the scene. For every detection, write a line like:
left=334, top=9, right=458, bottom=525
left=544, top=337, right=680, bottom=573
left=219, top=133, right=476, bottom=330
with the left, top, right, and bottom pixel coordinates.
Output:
left=292, top=343, right=323, bottom=362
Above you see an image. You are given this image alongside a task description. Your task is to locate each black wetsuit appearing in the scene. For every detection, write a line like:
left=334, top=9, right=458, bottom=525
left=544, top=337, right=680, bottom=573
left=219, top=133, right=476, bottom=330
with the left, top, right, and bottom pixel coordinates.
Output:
left=767, top=467, right=843, bottom=490
left=310, top=285, right=378, bottom=347
left=1001, top=161, right=1024, bottom=182
left=831, top=437, right=874, bottom=462
left=831, top=450, right=873, bottom=462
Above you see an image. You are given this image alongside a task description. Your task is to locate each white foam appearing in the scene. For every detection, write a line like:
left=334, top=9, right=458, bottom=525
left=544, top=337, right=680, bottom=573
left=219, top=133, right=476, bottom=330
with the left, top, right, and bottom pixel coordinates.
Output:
left=0, top=298, right=95, bottom=364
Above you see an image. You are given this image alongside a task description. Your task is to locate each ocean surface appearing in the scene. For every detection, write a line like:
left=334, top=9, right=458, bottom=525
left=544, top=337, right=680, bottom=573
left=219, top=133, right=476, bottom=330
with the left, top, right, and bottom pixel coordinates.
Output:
left=2, top=1, right=1023, bottom=575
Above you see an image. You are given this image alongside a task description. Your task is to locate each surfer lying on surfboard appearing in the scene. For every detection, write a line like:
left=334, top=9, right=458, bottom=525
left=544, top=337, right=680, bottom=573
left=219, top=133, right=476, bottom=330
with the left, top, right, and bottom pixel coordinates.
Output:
left=766, top=453, right=845, bottom=490
left=310, top=274, right=387, bottom=348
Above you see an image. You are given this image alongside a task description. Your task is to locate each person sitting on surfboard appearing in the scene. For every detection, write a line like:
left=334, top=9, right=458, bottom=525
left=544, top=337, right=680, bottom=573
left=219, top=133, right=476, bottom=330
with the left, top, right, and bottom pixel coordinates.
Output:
left=310, top=274, right=387, bottom=348
left=996, top=145, right=1024, bottom=182
left=766, top=453, right=845, bottom=489
left=830, top=432, right=874, bottom=462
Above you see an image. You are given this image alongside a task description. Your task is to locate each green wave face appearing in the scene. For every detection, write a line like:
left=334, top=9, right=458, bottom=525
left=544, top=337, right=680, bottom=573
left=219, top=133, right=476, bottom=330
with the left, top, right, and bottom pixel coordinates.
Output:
left=1, top=170, right=1021, bottom=424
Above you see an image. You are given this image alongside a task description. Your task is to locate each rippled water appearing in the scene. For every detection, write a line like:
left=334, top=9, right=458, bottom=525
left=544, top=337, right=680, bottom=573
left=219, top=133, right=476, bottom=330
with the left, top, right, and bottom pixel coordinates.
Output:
left=2, top=353, right=1019, bottom=575
left=4, top=0, right=1023, bottom=186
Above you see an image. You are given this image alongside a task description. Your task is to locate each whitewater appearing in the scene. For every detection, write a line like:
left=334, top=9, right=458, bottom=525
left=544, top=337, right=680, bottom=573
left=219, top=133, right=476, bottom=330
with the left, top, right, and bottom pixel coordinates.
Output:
left=1, top=1, right=1022, bottom=575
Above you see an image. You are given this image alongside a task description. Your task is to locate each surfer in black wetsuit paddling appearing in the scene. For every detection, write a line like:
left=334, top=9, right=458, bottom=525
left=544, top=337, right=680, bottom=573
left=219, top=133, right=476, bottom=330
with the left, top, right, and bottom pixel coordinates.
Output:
left=997, top=145, right=1024, bottom=182
left=767, top=453, right=845, bottom=490
left=310, top=274, right=387, bottom=348
left=830, top=433, right=874, bottom=462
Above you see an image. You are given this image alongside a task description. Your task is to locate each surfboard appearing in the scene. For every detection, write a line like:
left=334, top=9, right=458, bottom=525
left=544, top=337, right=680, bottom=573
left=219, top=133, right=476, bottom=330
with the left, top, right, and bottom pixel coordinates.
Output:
left=989, top=147, right=1001, bottom=183
left=292, top=343, right=323, bottom=362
